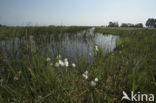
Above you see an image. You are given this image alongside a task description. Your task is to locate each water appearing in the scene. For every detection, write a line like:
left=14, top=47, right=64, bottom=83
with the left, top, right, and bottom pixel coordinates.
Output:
left=0, top=28, right=119, bottom=63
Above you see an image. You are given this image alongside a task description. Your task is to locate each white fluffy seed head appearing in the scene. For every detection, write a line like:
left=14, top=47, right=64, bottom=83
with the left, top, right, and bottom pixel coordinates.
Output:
left=90, top=81, right=96, bottom=87
left=94, top=77, right=98, bottom=82
left=59, top=60, right=64, bottom=66
left=85, top=75, right=88, bottom=79
left=72, top=63, right=76, bottom=68
left=95, top=45, right=99, bottom=51
left=89, top=53, right=92, bottom=56
left=82, top=74, right=86, bottom=77
left=60, top=62, right=64, bottom=66
left=84, top=70, right=88, bottom=75
left=64, top=61, right=69, bottom=67
left=47, top=57, right=51, bottom=62
left=82, top=73, right=88, bottom=80
left=64, top=58, right=68, bottom=62
left=58, top=60, right=61, bottom=64
left=55, top=62, right=59, bottom=67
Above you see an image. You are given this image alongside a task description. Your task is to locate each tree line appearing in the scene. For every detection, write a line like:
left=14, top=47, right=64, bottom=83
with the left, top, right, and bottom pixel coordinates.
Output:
left=146, top=18, right=156, bottom=28
left=0, top=24, right=7, bottom=27
left=108, top=18, right=156, bottom=28
left=1, top=18, right=156, bottom=28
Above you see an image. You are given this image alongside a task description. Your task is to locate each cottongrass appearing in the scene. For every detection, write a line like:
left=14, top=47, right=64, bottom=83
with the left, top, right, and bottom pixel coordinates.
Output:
left=90, top=81, right=96, bottom=87
left=48, top=55, right=76, bottom=68
left=94, top=77, right=98, bottom=82
left=54, top=57, right=70, bottom=68
left=82, top=70, right=99, bottom=87
left=95, top=45, right=99, bottom=51
left=90, top=77, right=99, bottom=87
left=64, top=58, right=69, bottom=67
left=72, top=63, right=76, bottom=68
left=59, top=60, right=64, bottom=66
left=46, top=57, right=51, bottom=62
left=89, top=52, right=92, bottom=56
left=84, top=70, right=88, bottom=74
left=55, top=62, right=59, bottom=67
left=82, top=70, right=88, bottom=80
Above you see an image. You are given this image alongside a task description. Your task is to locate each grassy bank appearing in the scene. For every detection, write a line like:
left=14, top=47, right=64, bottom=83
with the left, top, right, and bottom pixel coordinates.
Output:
left=0, top=26, right=90, bottom=40
left=0, top=27, right=156, bottom=103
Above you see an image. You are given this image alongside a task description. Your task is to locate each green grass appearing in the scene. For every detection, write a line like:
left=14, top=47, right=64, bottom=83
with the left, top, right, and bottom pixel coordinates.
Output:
left=0, top=26, right=90, bottom=40
left=0, top=27, right=156, bottom=103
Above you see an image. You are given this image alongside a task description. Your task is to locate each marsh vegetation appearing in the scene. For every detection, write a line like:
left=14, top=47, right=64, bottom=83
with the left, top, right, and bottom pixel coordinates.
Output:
left=0, top=26, right=156, bottom=103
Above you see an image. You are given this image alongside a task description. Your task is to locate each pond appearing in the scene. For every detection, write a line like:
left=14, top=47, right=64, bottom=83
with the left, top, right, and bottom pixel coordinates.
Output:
left=0, top=28, right=119, bottom=63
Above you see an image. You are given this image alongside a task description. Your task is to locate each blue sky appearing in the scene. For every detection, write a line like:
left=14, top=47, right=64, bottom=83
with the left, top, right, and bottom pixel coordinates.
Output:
left=0, top=0, right=156, bottom=26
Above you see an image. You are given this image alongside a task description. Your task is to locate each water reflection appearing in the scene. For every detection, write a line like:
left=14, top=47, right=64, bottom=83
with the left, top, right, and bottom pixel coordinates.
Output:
left=0, top=28, right=119, bottom=63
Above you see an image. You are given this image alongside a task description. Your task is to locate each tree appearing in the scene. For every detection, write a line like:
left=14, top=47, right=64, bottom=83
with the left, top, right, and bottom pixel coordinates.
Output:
left=0, top=24, right=7, bottom=27
left=120, top=23, right=135, bottom=27
left=146, top=18, right=156, bottom=28
left=108, top=22, right=119, bottom=27
left=120, top=23, right=128, bottom=27
left=128, top=23, right=135, bottom=27
left=135, top=23, right=143, bottom=28
left=120, top=23, right=143, bottom=28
